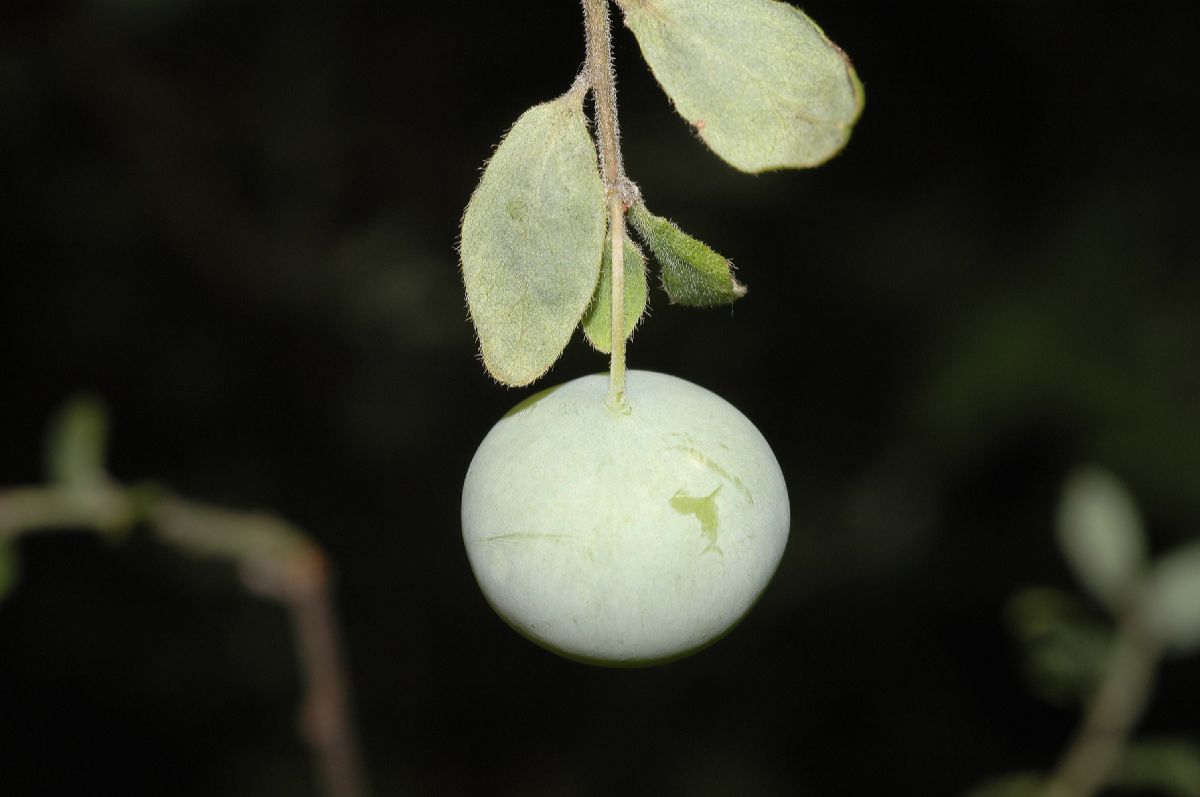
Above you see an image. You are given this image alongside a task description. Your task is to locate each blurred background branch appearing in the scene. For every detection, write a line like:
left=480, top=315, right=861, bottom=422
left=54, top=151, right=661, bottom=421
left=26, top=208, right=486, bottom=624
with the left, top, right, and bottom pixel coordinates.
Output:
left=1045, top=614, right=1161, bottom=797
left=0, top=397, right=366, bottom=797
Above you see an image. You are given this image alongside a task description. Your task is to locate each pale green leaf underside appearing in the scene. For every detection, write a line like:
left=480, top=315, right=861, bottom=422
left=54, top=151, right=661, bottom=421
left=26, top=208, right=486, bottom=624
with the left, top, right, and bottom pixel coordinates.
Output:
left=582, top=234, right=648, bottom=353
left=461, top=92, right=606, bottom=386
left=618, top=0, right=864, bottom=172
left=628, top=203, right=745, bottom=307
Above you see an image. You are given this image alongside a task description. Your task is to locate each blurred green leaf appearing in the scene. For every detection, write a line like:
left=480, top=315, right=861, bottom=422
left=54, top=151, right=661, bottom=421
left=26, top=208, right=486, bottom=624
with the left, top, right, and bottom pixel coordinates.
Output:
left=962, top=771, right=1044, bottom=797
left=1006, top=587, right=1113, bottom=706
left=628, top=203, right=746, bottom=306
left=43, top=393, right=110, bottom=489
left=1143, top=540, right=1200, bottom=654
left=0, top=541, right=17, bottom=603
left=582, top=233, right=648, bottom=353
left=1056, top=466, right=1148, bottom=613
left=1113, top=738, right=1200, bottom=797
left=460, top=90, right=606, bottom=386
left=616, top=0, right=864, bottom=172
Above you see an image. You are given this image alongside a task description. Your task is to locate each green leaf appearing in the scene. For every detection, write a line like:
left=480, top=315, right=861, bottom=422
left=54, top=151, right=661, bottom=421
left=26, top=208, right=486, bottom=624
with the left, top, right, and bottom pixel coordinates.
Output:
left=1005, top=587, right=1112, bottom=707
left=1113, top=738, right=1200, bottom=797
left=0, top=541, right=17, bottom=603
left=43, top=393, right=110, bottom=489
left=1056, top=466, right=1148, bottom=613
left=582, top=233, right=648, bottom=353
left=1143, top=540, right=1200, bottom=654
left=460, top=90, right=607, bottom=386
left=628, top=203, right=745, bottom=307
left=616, top=0, right=864, bottom=172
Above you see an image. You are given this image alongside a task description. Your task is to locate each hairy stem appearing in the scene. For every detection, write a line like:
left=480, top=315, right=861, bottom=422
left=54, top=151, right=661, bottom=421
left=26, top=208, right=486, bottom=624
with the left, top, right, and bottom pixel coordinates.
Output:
left=1043, top=613, right=1162, bottom=797
left=0, top=485, right=368, bottom=797
left=607, top=194, right=628, bottom=409
left=582, top=0, right=626, bottom=191
left=582, top=0, right=632, bottom=410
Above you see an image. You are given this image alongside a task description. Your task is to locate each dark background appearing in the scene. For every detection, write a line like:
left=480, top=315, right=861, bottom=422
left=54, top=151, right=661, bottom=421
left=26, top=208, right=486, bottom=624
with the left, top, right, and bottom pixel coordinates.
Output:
left=2, top=1, right=1198, bottom=795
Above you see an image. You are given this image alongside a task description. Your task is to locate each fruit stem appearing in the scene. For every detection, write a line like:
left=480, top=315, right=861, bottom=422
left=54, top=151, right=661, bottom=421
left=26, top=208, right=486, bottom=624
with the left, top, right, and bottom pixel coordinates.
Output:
left=582, top=0, right=632, bottom=412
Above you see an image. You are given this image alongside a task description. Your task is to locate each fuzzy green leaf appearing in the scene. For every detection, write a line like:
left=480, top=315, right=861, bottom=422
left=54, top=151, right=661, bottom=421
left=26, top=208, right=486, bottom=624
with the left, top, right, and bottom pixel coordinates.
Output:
left=1143, top=540, right=1200, bottom=654
left=460, top=91, right=607, bottom=386
left=616, top=0, right=864, bottom=172
left=582, top=234, right=648, bottom=353
left=1056, top=466, right=1147, bottom=613
left=628, top=203, right=745, bottom=307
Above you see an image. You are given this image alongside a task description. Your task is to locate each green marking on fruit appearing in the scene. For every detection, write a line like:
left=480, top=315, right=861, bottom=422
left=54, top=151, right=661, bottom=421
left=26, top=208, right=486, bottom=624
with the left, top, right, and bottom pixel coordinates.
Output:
left=670, top=486, right=723, bottom=555
left=669, top=441, right=753, bottom=503
left=480, top=532, right=577, bottom=546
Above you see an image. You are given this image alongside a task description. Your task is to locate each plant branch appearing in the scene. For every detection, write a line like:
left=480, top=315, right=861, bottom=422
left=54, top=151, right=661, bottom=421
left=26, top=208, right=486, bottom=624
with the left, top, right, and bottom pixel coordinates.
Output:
left=0, top=484, right=368, bottom=797
left=0, top=485, right=134, bottom=540
left=582, top=0, right=634, bottom=409
left=1043, top=613, right=1162, bottom=797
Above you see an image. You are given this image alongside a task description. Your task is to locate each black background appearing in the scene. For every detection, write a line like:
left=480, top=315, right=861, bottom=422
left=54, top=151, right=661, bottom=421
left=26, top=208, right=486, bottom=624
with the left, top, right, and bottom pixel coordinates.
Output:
left=2, top=2, right=1198, bottom=795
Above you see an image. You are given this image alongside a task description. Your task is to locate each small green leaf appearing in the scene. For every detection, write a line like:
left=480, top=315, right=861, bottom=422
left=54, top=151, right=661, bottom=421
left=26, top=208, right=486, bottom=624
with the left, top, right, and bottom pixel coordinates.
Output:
left=1056, top=466, right=1148, bottom=613
left=1113, top=738, right=1200, bottom=797
left=616, top=0, right=864, bottom=172
left=1006, top=587, right=1113, bottom=706
left=1143, top=540, right=1200, bottom=654
left=628, top=203, right=745, bottom=307
left=43, top=393, right=110, bottom=489
left=0, top=542, right=18, bottom=603
left=460, top=90, right=607, bottom=386
left=582, top=233, right=648, bottom=353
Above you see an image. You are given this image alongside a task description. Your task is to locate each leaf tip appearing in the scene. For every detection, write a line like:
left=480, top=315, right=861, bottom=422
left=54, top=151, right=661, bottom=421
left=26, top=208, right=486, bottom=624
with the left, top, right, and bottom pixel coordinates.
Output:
left=730, top=269, right=747, bottom=300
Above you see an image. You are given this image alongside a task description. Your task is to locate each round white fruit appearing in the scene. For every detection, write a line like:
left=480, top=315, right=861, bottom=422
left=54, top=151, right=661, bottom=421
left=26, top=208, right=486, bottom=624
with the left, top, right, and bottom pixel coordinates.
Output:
left=461, top=370, right=790, bottom=666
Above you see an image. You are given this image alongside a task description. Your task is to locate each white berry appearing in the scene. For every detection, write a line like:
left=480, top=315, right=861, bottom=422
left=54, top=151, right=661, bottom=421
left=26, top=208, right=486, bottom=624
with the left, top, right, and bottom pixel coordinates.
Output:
left=462, top=370, right=789, bottom=666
